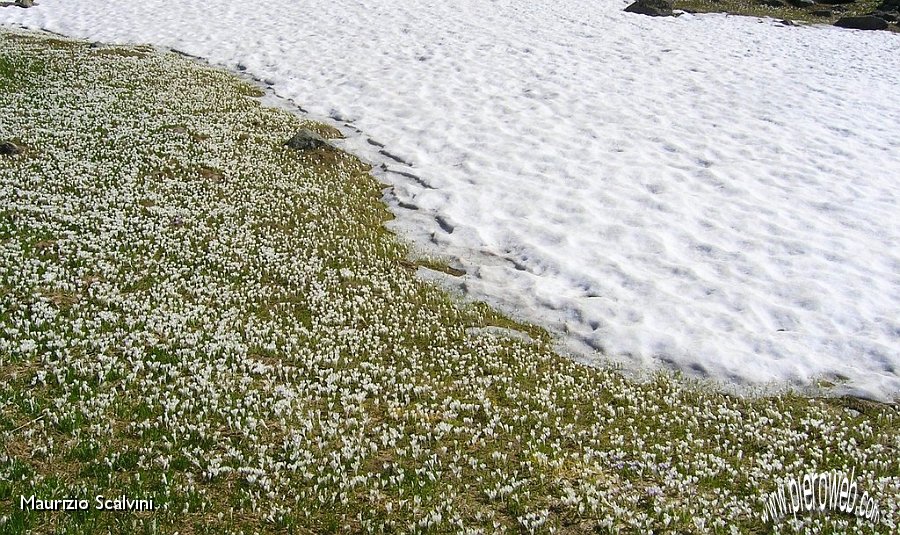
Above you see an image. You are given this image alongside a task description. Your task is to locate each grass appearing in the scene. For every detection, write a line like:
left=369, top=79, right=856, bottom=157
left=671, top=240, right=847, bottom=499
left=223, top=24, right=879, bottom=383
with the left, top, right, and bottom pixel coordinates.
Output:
left=0, top=28, right=897, bottom=534
left=674, top=0, right=899, bottom=28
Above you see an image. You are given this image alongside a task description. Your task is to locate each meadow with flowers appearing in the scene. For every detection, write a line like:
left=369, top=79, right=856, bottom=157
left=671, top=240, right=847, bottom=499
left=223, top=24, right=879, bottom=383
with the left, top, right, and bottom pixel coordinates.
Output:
left=0, top=29, right=897, bottom=534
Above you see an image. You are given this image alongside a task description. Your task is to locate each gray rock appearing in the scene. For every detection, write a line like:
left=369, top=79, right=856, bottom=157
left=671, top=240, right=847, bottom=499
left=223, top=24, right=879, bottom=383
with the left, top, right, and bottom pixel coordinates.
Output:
left=16, top=0, right=35, bottom=7
left=466, top=326, right=534, bottom=345
left=0, top=141, right=22, bottom=156
left=284, top=128, right=329, bottom=151
left=834, top=15, right=890, bottom=29
left=624, top=0, right=674, bottom=17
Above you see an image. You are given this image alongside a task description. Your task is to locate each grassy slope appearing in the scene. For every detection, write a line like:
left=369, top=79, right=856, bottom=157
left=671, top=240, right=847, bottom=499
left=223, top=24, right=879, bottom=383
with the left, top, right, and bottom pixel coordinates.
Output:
left=674, top=0, right=900, bottom=29
left=0, top=29, right=897, bottom=534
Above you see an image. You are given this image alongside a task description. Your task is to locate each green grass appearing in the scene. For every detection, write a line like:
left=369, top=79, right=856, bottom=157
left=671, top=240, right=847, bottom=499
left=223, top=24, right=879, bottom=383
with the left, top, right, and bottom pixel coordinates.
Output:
left=0, top=28, right=897, bottom=534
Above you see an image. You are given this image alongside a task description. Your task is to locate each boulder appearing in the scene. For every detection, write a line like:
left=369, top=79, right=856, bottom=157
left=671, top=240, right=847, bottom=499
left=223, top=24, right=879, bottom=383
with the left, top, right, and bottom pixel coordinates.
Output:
left=834, top=15, right=890, bottom=29
left=624, top=0, right=675, bottom=17
left=16, top=0, right=34, bottom=7
left=284, top=128, right=330, bottom=151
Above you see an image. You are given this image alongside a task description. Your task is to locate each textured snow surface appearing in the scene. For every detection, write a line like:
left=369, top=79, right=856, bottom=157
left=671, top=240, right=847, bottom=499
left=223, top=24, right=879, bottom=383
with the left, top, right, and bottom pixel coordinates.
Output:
left=4, top=1, right=898, bottom=400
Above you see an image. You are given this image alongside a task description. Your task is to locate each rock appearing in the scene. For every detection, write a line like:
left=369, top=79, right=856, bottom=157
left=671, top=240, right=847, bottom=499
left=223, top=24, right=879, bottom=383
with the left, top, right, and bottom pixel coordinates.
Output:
left=777, top=19, right=796, bottom=26
left=869, top=10, right=898, bottom=21
left=817, top=0, right=856, bottom=5
left=16, top=0, right=34, bottom=7
left=834, top=15, right=890, bottom=29
left=787, top=0, right=816, bottom=6
left=466, top=326, right=534, bottom=345
left=0, top=141, right=22, bottom=156
left=624, top=0, right=674, bottom=17
left=877, top=0, right=900, bottom=10
left=810, top=8, right=834, bottom=16
left=284, top=128, right=330, bottom=151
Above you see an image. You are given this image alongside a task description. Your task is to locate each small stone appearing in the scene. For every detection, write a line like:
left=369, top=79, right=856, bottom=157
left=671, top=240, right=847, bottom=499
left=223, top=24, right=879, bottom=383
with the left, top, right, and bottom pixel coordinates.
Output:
left=834, top=15, right=890, bottom=29
left=285, top=128, right=330, bottom=151
left=624, top=0, right=675, bottom=17
left=0, top=141, right=22, bottom=156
